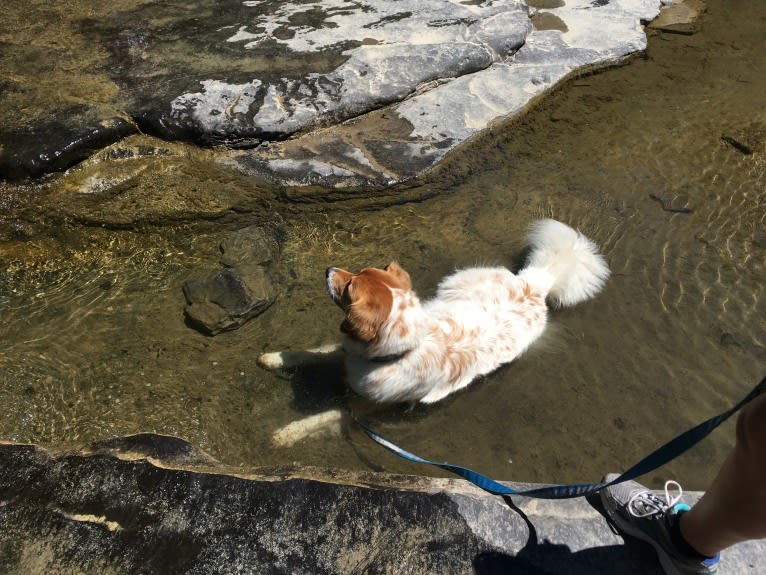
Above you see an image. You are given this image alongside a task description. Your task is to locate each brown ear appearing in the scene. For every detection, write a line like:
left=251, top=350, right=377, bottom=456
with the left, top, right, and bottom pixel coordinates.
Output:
left=341, top=275, right=393, bottom=342
left=384, top=261, right=412, bottom=291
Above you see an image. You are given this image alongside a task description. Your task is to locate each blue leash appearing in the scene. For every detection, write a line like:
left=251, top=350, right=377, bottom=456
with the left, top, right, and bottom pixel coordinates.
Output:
left=355, top=375, right=766, bottom=499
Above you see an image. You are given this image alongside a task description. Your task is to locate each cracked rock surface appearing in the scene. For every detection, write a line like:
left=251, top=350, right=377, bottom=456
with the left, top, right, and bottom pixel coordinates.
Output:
left=1, top=435, right=764, bottom=574
left=1, top=0, right=668, bottom=186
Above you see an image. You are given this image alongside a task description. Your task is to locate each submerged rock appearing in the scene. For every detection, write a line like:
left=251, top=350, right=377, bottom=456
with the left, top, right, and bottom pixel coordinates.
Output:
left=648, top=0, right=706, bottom=34
left=183, top=225, right=278, bottom=335
left=0, top=105, right=136, bottom=180
left=721, top=122, right=766, bottom=156
left=183, top=267, right=274, bottom=334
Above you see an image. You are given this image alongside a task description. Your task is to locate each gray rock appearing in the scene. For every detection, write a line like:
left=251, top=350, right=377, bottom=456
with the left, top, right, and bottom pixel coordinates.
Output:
left=228, top=0, right=672, bottom=186
left=183, top=225, right=278, bottom=335
left=164, top=42, right=497, bottom=143
left=1, top=0, right=685, bottom=185
left=108, top=0, right=531, bottom=159
left=1, top=436, right=763, bottom=574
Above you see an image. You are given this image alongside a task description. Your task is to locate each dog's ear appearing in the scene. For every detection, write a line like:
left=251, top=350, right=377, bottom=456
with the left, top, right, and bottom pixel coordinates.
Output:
left=384, top=261, right=412, bottom=291
left=341, top=275, right=393, bottom=343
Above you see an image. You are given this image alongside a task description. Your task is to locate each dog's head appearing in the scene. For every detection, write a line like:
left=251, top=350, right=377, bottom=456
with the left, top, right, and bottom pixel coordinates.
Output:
left=326, top=262, right=414, bottom=345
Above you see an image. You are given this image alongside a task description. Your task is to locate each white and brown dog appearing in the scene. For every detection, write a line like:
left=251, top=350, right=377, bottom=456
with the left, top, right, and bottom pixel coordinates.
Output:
left=260, top=219, right=609, bottom=445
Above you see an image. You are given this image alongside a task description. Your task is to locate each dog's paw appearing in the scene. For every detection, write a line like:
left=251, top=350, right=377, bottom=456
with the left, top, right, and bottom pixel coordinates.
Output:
left=258, top=352, right=286, bottom=370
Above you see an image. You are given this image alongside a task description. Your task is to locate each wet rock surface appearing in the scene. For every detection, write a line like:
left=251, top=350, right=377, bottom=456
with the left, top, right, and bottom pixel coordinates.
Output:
left=1, top=435, right=763, bottom=574
left=0, top=0, right=678, bottom=186
left=648, top=0, right=706, bottom=34
left=0, top=105, right=137, bottom=180
left=183, top=225, right=279, bottom=335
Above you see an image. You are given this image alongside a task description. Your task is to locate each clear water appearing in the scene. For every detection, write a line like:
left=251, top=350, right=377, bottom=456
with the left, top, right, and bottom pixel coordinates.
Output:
left=0, top=0, right=764, bottom=490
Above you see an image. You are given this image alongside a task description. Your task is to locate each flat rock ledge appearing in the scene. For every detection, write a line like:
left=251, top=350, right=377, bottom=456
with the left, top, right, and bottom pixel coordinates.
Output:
left=0, top=0, right=702, bottom=187
left=0, top=435, right=762, bottom=574
left=227, top=0, right=665, bottom=187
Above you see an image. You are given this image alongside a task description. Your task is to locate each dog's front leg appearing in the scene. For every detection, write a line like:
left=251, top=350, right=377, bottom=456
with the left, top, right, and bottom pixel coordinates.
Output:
left=258, top=343, right=343, bottom=371
left=272, top=408, right=344, bottom=447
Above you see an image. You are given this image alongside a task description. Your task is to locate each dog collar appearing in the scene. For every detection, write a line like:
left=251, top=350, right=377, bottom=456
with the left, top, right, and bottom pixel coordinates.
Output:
left=368, top=351, right=409, bottom=363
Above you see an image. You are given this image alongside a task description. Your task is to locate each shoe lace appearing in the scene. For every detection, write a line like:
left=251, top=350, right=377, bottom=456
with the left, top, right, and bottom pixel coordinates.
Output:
left=627, top=480, right=684, bottom=518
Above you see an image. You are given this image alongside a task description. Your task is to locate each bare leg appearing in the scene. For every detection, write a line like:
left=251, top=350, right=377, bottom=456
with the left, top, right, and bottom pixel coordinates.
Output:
left=680, top=392, right=766, bottom=555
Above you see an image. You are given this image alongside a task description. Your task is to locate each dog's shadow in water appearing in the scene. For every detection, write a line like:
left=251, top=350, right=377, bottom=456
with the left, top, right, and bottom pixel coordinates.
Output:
left=281, top=359, right=347, bottom=414
left=282, top=357, right=432, bottom=420
left=276, top=352, right=448, bottom=439
left=273, top=355, right=428, bottom=467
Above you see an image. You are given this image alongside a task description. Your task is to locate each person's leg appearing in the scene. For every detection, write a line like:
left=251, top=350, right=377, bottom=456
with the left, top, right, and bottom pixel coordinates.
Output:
left=679, top=391, right=766, bottom=555
left=600, top=387, right=766, bottom=574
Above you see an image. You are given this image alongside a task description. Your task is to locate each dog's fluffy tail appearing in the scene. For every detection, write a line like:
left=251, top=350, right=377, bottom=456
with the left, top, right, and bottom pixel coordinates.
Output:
left=521, top=219, right=610, bottom=307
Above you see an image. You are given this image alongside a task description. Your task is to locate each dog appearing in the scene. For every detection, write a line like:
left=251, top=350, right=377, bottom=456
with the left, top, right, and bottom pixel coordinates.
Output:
left=259, top=219, right=609, bottom=444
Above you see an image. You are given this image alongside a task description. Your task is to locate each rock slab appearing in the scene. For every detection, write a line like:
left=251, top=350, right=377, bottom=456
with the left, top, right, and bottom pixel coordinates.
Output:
left=0, top=0, right=683, bottom=186
left=0, top=435, right=763, bottom=574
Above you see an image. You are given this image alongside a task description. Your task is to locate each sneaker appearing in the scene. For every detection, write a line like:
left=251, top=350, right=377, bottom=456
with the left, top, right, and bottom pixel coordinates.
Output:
left=600, top=473, right=720, bottom=575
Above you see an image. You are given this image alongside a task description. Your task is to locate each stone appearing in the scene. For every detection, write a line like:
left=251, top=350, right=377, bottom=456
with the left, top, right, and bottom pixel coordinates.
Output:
left=648, top=0, right=706, bottom=35
left=183, top=225, right=278, bottom=335
left=228, top=0, right=670, bottom=186
left=219, top=225, right=279, bottom=268
left=130, top=1, right=531, bottom=146
left=721, top=122, right=766, bottom=156
left=36, top=134, right=260, bottom=227
left=182, top=266, right=273, bottom=334
left=0, top=105, right=136, bottom=180
left=1, top=436, right=764, bottom=574
left=1, top=0, right=674, bottom=186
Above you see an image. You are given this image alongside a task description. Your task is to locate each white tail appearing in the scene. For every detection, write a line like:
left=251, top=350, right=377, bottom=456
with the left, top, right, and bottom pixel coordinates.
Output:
left=522, top=219, right=610, bottom=307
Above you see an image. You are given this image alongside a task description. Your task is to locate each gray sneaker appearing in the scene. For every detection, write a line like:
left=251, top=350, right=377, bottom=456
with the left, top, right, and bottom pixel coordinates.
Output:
left=600, top=474, right=720, bottom=575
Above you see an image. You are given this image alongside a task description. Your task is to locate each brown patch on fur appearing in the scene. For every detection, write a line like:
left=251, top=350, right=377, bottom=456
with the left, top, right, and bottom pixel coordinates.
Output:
left=523, top=282, right=533, bottom=298
left=342, top=276, right=393, bottom=342
left=510, top=281, right=544, bottom=308
left=446, top=350, right=472, bottom=385
left=329, top=262, right=412, bottom=343
left=383, top=261, right=412, bottom=290
left=440, top=320, right=473, bottom=384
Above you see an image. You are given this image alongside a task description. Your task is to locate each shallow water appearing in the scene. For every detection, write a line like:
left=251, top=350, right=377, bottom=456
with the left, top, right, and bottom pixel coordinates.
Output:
left=1, top=0, right=765, bottom=491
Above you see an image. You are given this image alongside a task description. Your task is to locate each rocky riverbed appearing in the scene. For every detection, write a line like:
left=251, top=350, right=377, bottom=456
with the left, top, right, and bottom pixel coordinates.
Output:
left=1, top=0, right=765, bottom=572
